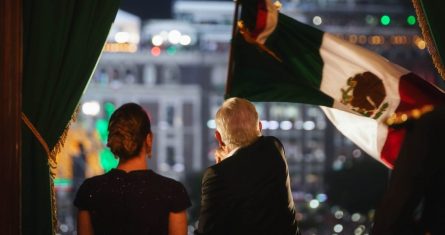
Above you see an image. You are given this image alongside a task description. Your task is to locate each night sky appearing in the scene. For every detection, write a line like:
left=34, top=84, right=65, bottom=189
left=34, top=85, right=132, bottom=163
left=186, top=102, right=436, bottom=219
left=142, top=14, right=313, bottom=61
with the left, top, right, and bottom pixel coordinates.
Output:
left=119, top=0, right=231, bottom=20
left=119, top=0, right=412, bottom=20
left=119, top=0, right=173, bottom=20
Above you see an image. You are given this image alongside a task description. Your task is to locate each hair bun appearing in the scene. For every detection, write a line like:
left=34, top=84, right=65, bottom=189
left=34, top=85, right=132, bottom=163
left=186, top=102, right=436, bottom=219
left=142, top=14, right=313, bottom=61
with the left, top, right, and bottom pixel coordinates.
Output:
left=106, top=103, right=151, bottom=160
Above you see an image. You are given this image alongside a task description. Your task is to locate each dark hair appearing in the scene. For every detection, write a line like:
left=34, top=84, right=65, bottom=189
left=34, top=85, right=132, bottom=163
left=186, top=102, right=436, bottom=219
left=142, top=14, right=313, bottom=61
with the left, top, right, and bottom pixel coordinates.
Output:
left=107, top=103, right=151, bottom=160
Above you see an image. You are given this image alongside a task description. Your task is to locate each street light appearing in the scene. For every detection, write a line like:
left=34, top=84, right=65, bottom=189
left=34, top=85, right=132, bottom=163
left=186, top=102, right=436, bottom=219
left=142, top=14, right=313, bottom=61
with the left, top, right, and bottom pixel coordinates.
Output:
left=151, top=35, right=164, bottom=46
left=82, top=101, right=100, bottom=116
left=115, top=32, right=130, bottom=43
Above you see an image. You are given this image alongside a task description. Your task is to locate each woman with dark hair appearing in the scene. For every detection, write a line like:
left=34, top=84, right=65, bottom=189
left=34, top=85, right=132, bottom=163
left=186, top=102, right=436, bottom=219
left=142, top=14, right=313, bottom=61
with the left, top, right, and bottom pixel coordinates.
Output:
left=74, top=103, right=191, bottom=235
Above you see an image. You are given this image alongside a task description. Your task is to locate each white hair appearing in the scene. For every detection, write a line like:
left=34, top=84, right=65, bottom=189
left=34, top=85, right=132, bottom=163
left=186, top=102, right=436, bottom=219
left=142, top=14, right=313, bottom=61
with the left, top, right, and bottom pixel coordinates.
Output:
left=215, top=97, right=261, bottom=150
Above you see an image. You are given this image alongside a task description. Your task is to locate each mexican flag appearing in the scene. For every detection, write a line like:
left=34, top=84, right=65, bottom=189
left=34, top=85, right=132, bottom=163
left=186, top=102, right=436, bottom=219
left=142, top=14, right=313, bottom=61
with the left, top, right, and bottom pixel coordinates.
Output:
left=225, top=0, right=445, bottom=168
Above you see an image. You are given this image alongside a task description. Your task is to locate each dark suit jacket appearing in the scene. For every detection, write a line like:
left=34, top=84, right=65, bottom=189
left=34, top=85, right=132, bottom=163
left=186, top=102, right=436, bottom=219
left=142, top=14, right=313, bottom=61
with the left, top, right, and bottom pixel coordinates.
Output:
left=195, top=136, right=299, bottom=235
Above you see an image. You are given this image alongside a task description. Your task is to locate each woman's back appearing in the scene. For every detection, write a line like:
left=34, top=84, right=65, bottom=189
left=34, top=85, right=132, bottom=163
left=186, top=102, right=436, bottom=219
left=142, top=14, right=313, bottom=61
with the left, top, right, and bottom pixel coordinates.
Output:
left=75, top=103, right=190, bottom=235
left=74, top=169, right=190, bottom=235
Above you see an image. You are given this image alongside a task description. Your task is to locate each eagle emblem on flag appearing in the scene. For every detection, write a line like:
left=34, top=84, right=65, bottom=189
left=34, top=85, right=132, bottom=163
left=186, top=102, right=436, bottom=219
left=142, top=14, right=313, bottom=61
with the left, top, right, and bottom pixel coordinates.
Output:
left=340, top=71, right=389, bottom=119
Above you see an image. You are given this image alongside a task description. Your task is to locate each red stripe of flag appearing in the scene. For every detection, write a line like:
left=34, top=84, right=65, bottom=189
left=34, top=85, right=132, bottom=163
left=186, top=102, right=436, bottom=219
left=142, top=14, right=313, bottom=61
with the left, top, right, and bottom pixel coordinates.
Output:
left=251, top=0, right=268, bottom=39
left=381, top=73, right=445, bottom=167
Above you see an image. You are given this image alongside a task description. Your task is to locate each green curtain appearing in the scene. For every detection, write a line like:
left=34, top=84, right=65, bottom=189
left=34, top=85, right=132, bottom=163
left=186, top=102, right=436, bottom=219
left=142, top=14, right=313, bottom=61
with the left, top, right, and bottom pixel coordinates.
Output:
left=413, top=0, right=445, bottom=80
left=22, top=0, right=120, bottom=233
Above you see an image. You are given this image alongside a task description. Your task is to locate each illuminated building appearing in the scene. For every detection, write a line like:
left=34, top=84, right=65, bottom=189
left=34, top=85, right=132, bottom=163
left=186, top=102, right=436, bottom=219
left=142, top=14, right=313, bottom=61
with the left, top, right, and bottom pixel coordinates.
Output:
left=59, top=1, right=440, bottom=233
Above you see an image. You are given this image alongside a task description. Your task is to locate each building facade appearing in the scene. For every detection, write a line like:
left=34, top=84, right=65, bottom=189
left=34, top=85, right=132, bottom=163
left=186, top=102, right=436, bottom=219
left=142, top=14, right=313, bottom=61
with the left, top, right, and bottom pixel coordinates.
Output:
left=62, top=1, right=437, bottom=233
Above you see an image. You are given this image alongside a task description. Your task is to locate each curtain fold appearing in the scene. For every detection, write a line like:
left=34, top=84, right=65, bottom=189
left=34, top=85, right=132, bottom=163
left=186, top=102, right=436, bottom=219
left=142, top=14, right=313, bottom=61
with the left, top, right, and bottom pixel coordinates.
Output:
left=22, top=0, right=120, bottom=233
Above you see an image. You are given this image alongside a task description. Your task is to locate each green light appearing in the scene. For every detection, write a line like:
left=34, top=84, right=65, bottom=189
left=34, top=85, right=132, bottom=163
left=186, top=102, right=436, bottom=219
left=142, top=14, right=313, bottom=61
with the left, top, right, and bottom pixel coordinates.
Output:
left=104, top=102, right=116, bottom=119
left=99, top=149, right=118, bottom=172
left=54, top=178, right=72, bottom=187
left=407, top=15, right=416, bottom=25
left=96, top=118, right=108, bottom=142
left=380, top=15, right=391, bottom=26
left=166, top=46, right=177, bottom=55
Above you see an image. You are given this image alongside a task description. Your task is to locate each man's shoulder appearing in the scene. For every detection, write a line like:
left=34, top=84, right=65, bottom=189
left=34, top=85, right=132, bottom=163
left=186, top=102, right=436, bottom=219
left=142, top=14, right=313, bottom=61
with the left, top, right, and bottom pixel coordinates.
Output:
left=261, top=135, right=283, bottom=147
left=203, top=154, right=241, bottom=181
left=235, top=135, right=284, bottom=156
left=220, top=136, right=285, bottom=168
left=205, top=160, right=229, bottom=176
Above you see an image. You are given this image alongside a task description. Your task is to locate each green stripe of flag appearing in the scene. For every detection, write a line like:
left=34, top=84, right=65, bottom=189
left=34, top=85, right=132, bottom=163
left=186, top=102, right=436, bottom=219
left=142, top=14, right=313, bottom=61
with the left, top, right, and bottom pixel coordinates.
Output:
left=227, top=13, right=333, bottom=107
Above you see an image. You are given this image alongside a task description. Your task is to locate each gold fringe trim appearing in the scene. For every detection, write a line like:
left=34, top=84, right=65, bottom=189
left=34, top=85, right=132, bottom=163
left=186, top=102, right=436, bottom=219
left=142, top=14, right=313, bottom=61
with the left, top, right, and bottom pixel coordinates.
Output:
left=21, top=113, right=56, bottom=234
left=237, top=20, right=282, bottom=62
left=49, top=177, right=57, bottom=235
left=412, top=0, right=445, bottom=80
left=49, top=105, right=80, bottom=234
left=385, top=104, right=434, bottom=126
left=21, top=105, right=80, bottom=235
left=21, top=113, right=51, bottom=157
left=49, top=105, right=79, bottom=177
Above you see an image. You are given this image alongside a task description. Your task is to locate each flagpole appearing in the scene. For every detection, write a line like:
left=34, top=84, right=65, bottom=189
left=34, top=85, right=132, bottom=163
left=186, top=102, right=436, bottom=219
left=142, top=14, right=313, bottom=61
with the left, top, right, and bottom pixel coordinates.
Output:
left=225, top=0, right=241, bottom=96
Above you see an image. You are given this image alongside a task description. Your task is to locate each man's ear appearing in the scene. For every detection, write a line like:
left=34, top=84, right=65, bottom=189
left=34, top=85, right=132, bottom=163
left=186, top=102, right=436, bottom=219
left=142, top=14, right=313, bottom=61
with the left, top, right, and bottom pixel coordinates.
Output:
left=214, top=130, right=225, bottom=147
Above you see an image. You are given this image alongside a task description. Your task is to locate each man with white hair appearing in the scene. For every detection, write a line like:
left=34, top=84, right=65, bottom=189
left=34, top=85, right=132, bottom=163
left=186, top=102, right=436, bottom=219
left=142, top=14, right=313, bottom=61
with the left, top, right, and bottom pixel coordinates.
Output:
left=195, top=97, right=300, bottom=235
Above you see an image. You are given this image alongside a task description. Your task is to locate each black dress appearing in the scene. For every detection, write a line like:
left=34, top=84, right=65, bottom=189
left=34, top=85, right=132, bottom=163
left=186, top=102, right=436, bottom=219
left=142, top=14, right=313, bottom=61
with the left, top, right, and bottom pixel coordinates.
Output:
left=74, top=169, right=191, bottom=235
